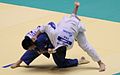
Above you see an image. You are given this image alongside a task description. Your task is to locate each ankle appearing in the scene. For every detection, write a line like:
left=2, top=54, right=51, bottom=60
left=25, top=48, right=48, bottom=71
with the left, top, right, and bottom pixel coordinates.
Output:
left=98, top=60, right=105, bottom=66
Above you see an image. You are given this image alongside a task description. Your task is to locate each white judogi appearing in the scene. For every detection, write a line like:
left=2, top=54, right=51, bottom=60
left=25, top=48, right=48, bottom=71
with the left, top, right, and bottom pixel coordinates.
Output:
left=26, top=14, right=100, bottom=62
left=56, top=14, right=101, bottom=62
left=56, top=14, right=86, bottom=50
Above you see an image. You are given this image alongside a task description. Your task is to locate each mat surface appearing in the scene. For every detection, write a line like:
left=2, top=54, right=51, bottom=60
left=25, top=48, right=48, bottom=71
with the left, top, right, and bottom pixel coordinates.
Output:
left=0, top=3, right=120, bottom=75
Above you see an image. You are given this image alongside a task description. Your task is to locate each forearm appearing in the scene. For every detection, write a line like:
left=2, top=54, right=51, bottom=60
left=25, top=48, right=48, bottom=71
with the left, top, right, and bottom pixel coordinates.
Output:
left=32, top=30, right=41, bottom=42
left=15, top=59, right=22, bottom=65
left=73, top=5, right=79, bottom=15
left=73, top=1, right=80, bottom=15
left=35, top=30, right=41, bottom=37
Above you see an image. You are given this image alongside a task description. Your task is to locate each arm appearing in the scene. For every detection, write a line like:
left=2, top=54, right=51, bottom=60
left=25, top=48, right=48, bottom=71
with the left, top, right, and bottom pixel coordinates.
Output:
left=73, top=1, right=80, bottom=15
left=32, top=30, right=41, bottom=42
left=31, top=25, right=48, bottom=42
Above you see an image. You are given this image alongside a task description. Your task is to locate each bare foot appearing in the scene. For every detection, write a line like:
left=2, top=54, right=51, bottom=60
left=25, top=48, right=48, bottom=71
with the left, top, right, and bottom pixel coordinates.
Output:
left=78, top=57, right=90, bottom=65
left=11, top=63, right=20, bottom=69
left=99, top=63, right=106, bottom=72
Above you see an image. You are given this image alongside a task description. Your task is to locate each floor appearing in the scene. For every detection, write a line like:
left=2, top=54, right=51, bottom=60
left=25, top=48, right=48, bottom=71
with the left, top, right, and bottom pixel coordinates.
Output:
left=0, top=3, right=120, bottom=75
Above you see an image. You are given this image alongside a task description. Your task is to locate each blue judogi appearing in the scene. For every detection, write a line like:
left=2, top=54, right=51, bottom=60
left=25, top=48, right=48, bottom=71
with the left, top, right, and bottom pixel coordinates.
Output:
left=21, top=32, right=53, bottom=65
left=21, top=22, right=78, bottom=67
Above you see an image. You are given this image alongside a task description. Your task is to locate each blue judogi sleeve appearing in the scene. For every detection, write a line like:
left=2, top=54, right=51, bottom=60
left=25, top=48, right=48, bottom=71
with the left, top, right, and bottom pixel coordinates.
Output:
left=20, top=50, right=40, bottom=65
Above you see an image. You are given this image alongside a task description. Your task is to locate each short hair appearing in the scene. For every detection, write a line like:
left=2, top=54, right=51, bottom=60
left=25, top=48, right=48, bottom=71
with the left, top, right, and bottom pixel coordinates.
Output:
left=22, top=36, right=33, bottom=50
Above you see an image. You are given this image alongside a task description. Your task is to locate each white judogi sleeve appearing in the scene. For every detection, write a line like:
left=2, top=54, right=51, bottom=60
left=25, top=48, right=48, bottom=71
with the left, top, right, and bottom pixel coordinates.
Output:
left=25, top=26, right=41, bottom=39
left=25, top=25, right=48, bottom=38
left=37, top=25, right=47, bottom=33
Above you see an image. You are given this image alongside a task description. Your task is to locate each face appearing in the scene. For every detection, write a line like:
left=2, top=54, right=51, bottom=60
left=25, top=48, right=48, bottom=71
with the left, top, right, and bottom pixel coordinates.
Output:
left=28, top=44, right=36, bottom=50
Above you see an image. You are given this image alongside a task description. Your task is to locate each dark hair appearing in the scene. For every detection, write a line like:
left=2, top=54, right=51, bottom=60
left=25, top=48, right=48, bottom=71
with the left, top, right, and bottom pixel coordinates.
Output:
left=22, top=36, right=34, bottom=50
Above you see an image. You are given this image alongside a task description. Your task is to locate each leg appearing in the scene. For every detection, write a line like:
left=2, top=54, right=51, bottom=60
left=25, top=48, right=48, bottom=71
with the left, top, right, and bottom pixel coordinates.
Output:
left=76, top=32, right=100, bottom=61
left=76, top=32, right=105, bottom=72
left=52, top=46, right=78, bottom=68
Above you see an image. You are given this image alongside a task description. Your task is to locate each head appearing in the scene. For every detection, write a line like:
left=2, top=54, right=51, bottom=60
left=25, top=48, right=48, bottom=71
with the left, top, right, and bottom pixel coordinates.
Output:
left=22, top=36, right=36, bottom=50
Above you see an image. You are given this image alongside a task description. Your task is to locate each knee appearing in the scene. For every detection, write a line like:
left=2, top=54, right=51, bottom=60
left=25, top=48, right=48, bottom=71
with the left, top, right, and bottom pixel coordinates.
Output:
left=53, top=57, right=64, bottom=68
left=79, top=43, right=91, bottom=52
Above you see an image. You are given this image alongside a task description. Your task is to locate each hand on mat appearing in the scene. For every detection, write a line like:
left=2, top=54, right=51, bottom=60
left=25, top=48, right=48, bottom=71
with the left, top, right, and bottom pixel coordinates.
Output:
left=10, top=63, right=20, bottom=69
